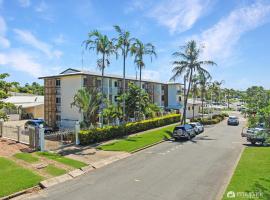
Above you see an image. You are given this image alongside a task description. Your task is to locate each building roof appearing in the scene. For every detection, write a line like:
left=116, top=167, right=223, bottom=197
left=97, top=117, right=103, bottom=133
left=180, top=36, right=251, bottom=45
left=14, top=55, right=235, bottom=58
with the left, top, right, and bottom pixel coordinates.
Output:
left=39, top=68, right=183, bottom=85
left=2, top=96, right=44, bottom=108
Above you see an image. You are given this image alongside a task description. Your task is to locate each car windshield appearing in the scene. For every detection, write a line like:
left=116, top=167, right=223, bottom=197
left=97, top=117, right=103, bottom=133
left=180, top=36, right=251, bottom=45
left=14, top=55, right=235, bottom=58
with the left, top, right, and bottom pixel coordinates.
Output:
left=229, top=117, right=237, bottom=120
left=35, top=121, right=46, bottom=126
left=174, top=126, right=184, bottom=131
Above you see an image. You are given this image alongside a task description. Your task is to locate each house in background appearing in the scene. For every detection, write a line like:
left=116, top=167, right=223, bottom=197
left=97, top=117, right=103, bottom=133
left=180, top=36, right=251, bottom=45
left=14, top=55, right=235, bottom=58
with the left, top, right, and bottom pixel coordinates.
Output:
left=3, top=93, right=44, bottom=120
left=40, top=68, right=184, bottom=129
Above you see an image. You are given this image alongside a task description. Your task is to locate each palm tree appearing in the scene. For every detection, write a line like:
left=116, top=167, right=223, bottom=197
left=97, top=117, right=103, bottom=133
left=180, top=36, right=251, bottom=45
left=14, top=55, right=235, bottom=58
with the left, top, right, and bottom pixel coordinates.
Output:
left=191, top=75, right=200, bottom=119
left=170, top=40, right=216, bottom=124
left=113, top=25, right=135, bottom=122
left=71, top=88, right=102, bottom=128
left=197, top=72, right=212, bottom=118
left=83, top=30, right=116, bottom=127
left=131, top=39, right=157, bottom=89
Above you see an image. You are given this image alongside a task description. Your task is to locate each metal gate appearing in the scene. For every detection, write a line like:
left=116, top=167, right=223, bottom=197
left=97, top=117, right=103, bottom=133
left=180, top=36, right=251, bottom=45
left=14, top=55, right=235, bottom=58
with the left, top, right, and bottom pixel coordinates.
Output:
left=0, top=122, right=38, bottom=148
left=44, top=128, right=77, bottom=151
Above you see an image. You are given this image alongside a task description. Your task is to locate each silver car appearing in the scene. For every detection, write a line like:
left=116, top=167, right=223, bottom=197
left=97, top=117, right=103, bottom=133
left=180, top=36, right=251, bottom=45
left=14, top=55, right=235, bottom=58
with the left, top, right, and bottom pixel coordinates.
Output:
left=189, top=122, right=204, bottom=134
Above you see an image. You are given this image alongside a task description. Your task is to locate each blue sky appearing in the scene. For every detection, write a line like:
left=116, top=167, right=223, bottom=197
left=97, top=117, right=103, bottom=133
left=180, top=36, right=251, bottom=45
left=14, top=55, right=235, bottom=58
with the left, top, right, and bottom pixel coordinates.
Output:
left=1, top=0, right=270, bottom=90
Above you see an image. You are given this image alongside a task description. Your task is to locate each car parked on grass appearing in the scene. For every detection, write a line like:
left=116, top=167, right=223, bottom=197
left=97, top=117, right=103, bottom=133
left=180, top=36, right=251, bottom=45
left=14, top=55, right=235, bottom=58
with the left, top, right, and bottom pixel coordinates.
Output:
left=172, top=124, right=196, bottom=140
left=227, top=116, right=239, bottom=126
left=24, top=119, right=53, bottom=134
left=189, top=122, right=204, bottom=134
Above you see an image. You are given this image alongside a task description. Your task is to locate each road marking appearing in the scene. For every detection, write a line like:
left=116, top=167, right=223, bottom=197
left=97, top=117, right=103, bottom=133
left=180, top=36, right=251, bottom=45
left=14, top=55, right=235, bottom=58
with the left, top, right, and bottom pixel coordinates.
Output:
left=134, top=179, right=141, bottom=182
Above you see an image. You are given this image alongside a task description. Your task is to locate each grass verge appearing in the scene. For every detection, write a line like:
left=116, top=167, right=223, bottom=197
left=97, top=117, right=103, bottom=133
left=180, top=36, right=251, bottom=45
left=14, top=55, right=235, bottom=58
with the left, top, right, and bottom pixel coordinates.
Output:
left=44, top=164, right=66, bottom=176
left=14, top=153, right=39, bottom=163
left=0, top=157, right=43, bottom=198
left=223, top=147, right=270, bottom=200
left=36, top=152, right=87, bottom=169
left=99, top=124, right=176, bottom=152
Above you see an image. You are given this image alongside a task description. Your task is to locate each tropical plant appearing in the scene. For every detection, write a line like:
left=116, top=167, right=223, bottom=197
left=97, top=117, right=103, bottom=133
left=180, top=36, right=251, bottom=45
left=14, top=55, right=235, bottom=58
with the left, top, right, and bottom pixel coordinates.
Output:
left=83, top=30, right=116, bottom=127
left=197, top=72, right=211, bottom=118
left=71, top=88, right=102, bottom=128
left=113, top=25, right=135, bottom=122
left=130, top=39, right=157, bottom=89
left=103, top=100, right=123, bottom=125
left=170, top=40, right=216, bottom=124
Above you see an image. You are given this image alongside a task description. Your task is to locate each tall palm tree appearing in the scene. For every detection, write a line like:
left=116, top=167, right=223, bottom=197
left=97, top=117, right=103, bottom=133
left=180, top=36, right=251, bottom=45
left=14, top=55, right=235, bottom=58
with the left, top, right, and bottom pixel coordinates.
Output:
left=83, top=30, right=116, bottom=127
left=113, top=25, right=135, bottom=122
left=131, top=39, right=157, bottom=89
left=170, top=40, right=216, bottom=124
left=71, top=88, right=102, bottom=128
left=197, top=72, right=212, bottom=118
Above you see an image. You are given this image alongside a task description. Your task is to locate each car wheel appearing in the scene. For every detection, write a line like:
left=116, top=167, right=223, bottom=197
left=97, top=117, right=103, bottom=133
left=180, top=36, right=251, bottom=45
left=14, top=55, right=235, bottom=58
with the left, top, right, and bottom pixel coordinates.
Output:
left=251, top=141, right=256, bottom=145
left=187, top=134, right=191, bottom=140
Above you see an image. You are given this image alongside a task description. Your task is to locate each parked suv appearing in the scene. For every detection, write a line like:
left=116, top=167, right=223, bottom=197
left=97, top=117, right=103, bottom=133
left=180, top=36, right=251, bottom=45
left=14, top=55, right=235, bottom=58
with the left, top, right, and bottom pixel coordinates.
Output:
left=24, top=119, right=53, bottom=134
left=227, top=116, right=239, bottom=126
left=189, top=122, right=204, bottom=134
left=172, top=124, right=196, bottom=140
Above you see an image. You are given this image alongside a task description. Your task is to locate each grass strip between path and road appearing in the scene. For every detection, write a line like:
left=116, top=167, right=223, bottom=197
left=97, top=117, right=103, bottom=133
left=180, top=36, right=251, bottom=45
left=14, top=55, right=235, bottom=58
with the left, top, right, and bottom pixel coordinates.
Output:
left=99, top=124, right=177, bottom=152
left=14, top=153, right=39, bottom=163
left=0, top=157, right=43, bottom=198
left=44, top=164, right=67, bottom=177
left=223, top=147, right=270, bottom=200
left=36, top=152, right=87, bottom=169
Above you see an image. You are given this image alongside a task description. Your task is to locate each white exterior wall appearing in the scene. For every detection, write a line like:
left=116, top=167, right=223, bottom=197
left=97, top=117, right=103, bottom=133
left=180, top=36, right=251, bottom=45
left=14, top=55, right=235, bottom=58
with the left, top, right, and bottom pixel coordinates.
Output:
left=186, top=103, right=200, bottom=119
left=168, top=84, right=181, bottom=109
left=154, top=84, right=162, bottom=106
left=60, top=75, right=83, bottom=128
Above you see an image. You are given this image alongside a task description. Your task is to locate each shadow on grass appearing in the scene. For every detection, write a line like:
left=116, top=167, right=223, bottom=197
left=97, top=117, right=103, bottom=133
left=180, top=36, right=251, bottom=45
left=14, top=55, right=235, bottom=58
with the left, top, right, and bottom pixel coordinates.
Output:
left=243, top=143, right=270, bottom=147
left=245, top=178, right=270, bottom=200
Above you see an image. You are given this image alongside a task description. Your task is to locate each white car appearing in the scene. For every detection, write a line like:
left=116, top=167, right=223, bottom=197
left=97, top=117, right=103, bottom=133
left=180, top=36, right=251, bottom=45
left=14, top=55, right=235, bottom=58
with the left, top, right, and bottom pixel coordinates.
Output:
left=189, top=122, right=204, bottom=134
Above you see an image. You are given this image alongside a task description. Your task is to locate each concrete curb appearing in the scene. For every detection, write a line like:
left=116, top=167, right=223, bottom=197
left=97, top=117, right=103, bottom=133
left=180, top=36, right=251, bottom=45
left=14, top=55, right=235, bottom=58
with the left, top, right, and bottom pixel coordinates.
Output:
left=40, top=174, right=73, bottom=188
left=130, top=140, right=167, bottom=154
left=0, top=186, right=40, bottom=200
left=215, top=146, right=245, bottom=200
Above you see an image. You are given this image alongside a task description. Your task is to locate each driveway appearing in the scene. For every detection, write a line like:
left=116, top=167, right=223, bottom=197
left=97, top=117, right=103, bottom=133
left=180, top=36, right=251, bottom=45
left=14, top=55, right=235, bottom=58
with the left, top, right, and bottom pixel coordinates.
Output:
left=27, top=112, right=246, bottom=200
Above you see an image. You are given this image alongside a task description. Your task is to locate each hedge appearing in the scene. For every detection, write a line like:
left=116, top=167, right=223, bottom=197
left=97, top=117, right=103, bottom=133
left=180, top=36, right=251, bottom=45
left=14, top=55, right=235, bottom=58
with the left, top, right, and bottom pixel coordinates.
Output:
left=79, top=114, right=181, bottom=145
left=190, top=113, right=228, bottom=125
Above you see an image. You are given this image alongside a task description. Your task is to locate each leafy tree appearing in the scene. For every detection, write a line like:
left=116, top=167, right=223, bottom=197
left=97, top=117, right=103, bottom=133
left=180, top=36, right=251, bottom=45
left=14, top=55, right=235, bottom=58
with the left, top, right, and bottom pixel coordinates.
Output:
left=113, top=25, right=135, bottom=121
left=103, top=100, right=123, bottom=125
left=197, top=72, right=211, bottom=118
left=16, top=82, right=44, bottom=95
left=170, top=40, right=216, bottom=124
left=71, top=88, right=102, bottom=128
left=83, top=30, right=116, bottom=127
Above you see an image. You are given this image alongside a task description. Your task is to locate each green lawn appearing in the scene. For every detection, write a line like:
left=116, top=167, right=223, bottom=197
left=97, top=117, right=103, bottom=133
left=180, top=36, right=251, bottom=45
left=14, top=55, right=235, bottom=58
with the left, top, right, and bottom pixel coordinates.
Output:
left=0, top=157, right=43, bottom=198
left=14, top=153, right=39, bottom=163
left=36, top=152, right=87, bottom=169
left=223, top=147, right=270, bottom=200
left=44, top=164, right=66, bottom=176
left=99, top=124, right=176, bottom=152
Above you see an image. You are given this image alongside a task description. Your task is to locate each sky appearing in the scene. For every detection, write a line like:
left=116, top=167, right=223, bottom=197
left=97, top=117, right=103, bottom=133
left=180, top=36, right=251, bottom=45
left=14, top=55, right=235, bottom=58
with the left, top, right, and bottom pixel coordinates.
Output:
left=1, top=0, right=270, bottom=90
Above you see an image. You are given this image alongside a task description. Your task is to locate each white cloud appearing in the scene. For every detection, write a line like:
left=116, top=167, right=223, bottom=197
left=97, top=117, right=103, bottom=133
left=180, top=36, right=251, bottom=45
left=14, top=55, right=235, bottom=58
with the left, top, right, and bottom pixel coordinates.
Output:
left=18, top=0, right=30, bottom=7
left=35, top=1, right=47, bottom=12
left=197, top=2, right=270, bottom=61
left=0, top=50, right=43, bottom=77
left=53, top=34, right=66, bottom=45
left=0, top=16, right=10, bottom=48
left=14, top=29, right=63, bottom=58
left=148, top=0, right=210, bottom=34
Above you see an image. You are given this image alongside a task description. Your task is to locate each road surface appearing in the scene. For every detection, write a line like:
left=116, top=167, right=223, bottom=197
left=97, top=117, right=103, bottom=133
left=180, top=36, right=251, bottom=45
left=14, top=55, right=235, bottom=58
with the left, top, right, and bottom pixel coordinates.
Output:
left=29, top=112, right=245, bottom=200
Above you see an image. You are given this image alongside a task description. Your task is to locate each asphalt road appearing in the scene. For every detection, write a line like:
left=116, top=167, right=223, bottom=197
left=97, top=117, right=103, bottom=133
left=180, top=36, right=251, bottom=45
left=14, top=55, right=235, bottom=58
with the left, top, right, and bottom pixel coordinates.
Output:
left=29, top=112, right=246, bottom=200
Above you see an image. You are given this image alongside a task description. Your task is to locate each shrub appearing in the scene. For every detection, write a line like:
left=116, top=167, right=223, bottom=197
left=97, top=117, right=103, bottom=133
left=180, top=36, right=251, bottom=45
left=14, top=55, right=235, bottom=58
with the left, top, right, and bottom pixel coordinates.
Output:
left=190, top=113, right=226, bottom=125
left=79, top=114, right=181, bottom=145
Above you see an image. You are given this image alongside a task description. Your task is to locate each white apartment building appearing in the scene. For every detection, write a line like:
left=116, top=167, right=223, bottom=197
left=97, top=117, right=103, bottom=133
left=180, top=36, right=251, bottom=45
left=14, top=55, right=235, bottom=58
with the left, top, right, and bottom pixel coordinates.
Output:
left=40, top=68, right=184, bottom=128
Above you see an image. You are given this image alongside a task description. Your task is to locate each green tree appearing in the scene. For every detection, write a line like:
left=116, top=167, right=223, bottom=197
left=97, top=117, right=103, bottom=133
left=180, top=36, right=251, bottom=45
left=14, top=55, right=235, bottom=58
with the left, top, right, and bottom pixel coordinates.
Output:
left=83, top=30, right=116, bottom=127
left=103, top=100, right=123, bottom=125
left=197, top=72, right=211, bottom=118
left=113, top=25, right=135, bottom=122
left=71, top=88, right=102, bottom=128
left=170, top=40, right=216, bottom=124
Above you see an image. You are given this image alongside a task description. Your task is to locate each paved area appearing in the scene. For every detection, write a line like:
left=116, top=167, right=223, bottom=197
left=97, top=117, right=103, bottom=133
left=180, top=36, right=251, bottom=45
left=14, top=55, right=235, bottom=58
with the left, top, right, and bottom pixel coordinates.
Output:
left=0, top=138, right=31, bottom=156
left=26, top=112, right=246, bottom=200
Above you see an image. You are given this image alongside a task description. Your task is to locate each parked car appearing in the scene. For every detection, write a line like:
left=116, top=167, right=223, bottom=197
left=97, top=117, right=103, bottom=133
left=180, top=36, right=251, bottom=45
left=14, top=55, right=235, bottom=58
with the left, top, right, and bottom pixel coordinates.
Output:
left=227, top=116, right=239, bottom=126
left=172, top=124, right=196, bottom=140
left=189, top=122, right=204, bottom=134
left=246, top=129, right=269, bottom=145
left=24, top=119, right=53, bottom=134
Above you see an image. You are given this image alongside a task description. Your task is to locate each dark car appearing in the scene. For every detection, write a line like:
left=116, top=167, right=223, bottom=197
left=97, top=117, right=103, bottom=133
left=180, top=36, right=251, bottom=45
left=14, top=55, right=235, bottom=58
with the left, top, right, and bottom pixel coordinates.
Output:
left=24, top=119, right=53, bottom=133
left=227, top=116, right=239, bottom=126
left=172, top=124, right=196, bottom=140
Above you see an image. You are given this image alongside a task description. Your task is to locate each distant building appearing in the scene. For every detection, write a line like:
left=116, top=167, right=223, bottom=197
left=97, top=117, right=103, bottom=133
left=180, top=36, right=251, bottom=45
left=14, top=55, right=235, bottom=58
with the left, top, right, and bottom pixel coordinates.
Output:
left=40, top=68, right=184, bottom=128
left=3, top=94, right=44, bottom=120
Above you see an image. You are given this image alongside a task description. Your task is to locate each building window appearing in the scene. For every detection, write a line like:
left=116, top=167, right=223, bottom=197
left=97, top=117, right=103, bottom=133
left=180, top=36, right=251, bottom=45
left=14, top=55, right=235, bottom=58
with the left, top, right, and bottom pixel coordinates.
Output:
left=192, top=106, right=194, bottom=110
left=114, top=96, right=118, bottom=102
left=56, top=115, right=61, bottom=121
left=188, top=106, right=191, bottom=111
left=97, top=80, right=101, bottom=87
left=56, top=79, right=61, bottom=87
left=83, top=78, right=87, bottom=87
left=179, top=96, right=182, bottom=102
left=114, top=81, right=118, bottom=87
left=56, top=97, right=61, bottom=104
left=162, top=95, right=165, bottom=101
